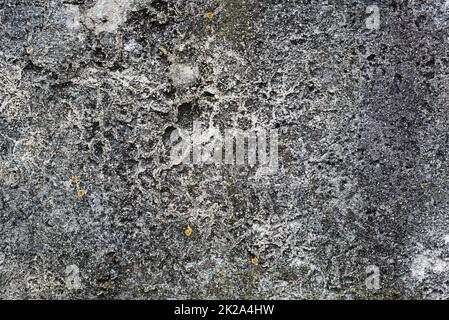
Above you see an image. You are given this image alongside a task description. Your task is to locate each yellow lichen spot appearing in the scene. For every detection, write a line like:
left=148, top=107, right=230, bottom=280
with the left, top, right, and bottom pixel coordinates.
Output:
left=160, top=47, right=168, bottom=55
left=184, top=225, right=193, bottom=237
left=77, top=189, right=87, bottom=199
left=71, top=175, right=78, bottom=184
left=421, top=181, right=429, bottom=189
left=101, top=282, right=110, bottom=289
left=206, top=12, right=215, bottom=20
left=251, top=257, right=258, bottom=265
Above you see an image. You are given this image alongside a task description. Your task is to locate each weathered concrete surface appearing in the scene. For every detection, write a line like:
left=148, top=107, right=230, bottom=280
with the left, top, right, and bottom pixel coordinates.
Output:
left=1, top=0, right=449, bottom=299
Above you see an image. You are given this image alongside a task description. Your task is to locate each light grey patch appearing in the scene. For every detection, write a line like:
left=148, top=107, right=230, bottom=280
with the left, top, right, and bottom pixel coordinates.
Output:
left=169, top=64, right=199, bottom=87
left=84, top=0, right=132, bottom=34
left=65, top=265, right=82, bottom=290
left=64, top=5, right=81, bottom=30
left=365, top=265, right=381, bottom=291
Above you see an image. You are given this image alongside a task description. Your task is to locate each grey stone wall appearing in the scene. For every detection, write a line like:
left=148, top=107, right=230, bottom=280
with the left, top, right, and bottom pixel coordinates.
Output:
left=1, top=0, right=449, bottom=299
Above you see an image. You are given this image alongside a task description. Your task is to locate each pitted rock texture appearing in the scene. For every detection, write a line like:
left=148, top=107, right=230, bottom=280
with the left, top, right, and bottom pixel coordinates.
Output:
left=1, top=0, right=449, bottom=299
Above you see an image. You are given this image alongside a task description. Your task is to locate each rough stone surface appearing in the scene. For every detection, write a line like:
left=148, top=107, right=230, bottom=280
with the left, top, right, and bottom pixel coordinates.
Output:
left=1, top=0, right=449, bottom=299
